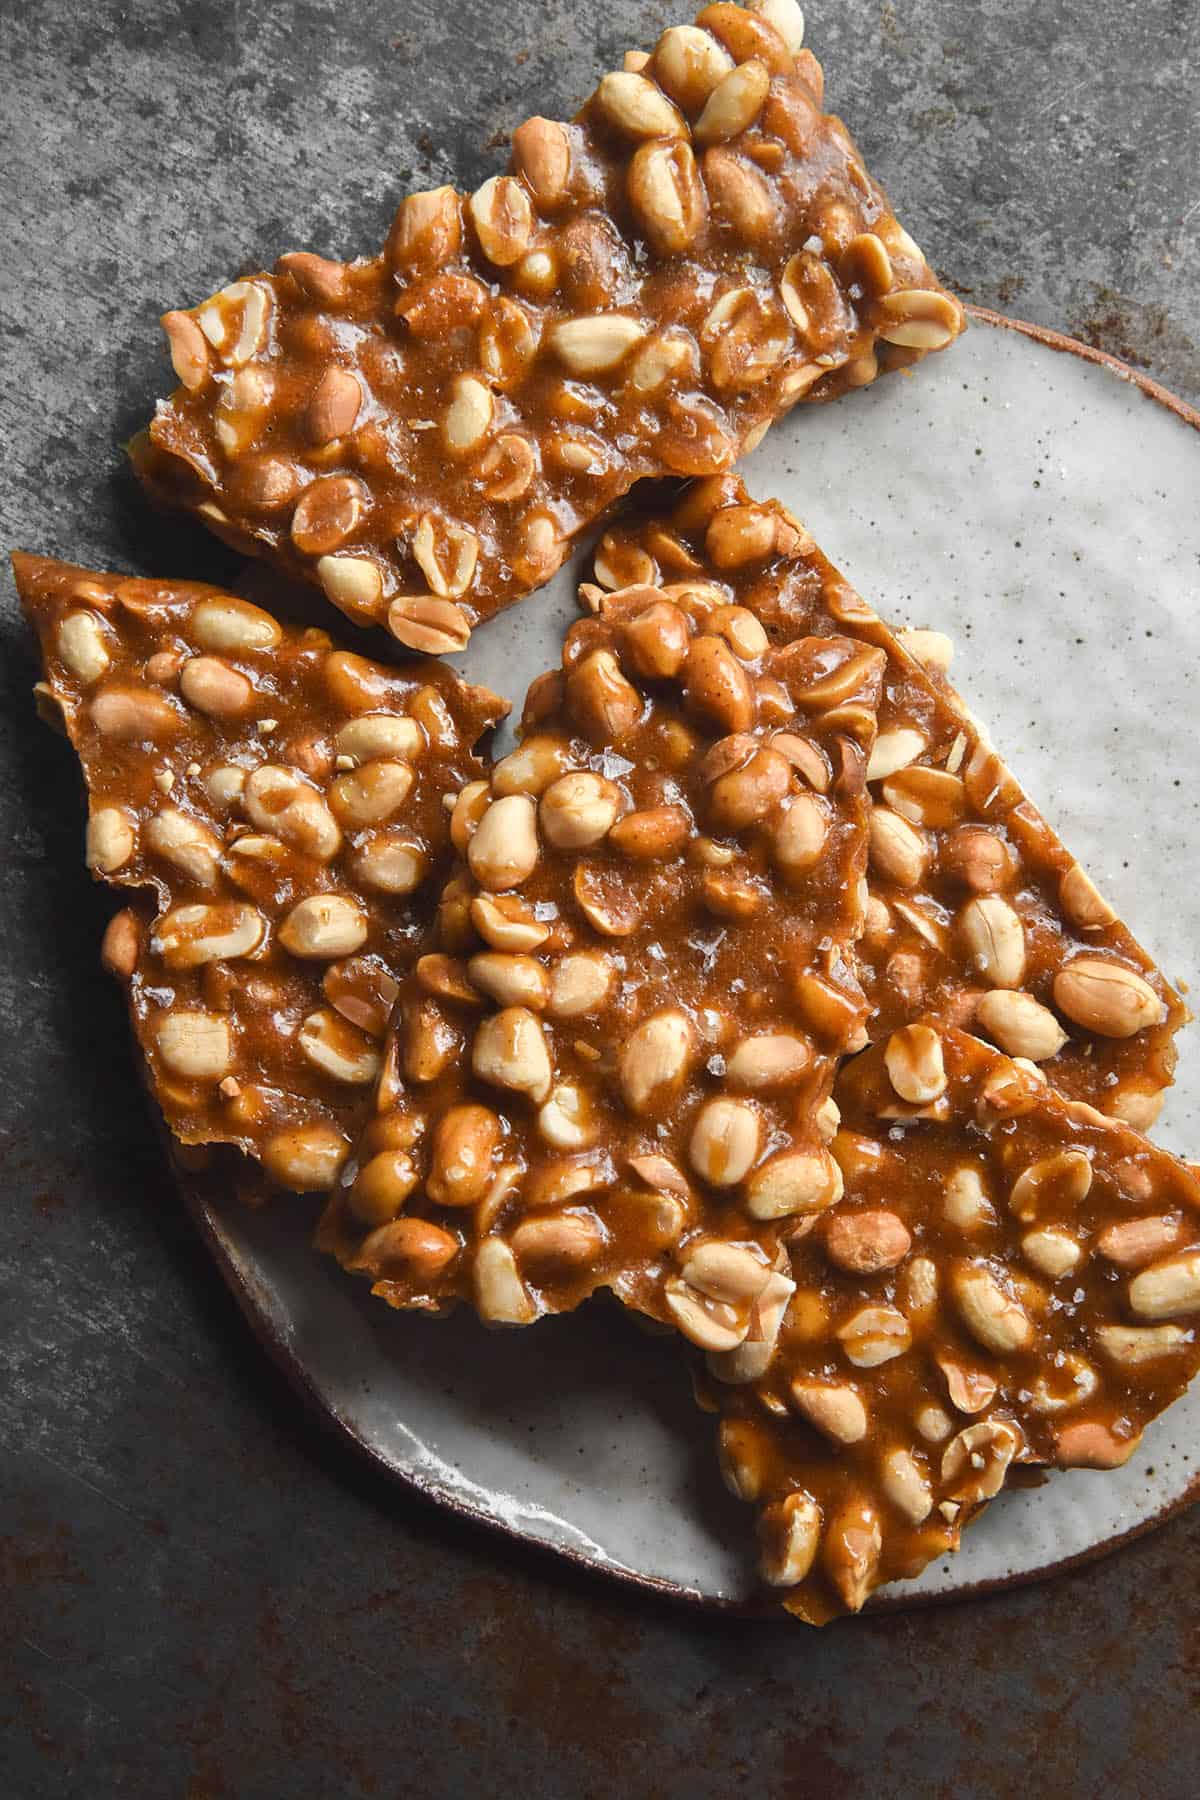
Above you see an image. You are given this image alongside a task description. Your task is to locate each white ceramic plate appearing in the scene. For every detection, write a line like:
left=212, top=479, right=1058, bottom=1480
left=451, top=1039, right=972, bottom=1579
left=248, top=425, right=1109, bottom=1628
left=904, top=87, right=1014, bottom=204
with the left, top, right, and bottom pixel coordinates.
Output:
left=189, top=311, right=1200, bottom=1611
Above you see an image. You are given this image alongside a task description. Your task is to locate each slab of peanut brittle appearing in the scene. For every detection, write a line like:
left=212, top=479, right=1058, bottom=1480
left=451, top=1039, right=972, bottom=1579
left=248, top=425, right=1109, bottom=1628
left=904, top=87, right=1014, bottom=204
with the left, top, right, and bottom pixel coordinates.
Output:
left=699, top=1024, right=1200, bottom=1623
left=134, top=0, right=963, bottom=650
left=318, top=504, right=885, bottom=1326
left=588, top=477, right=1185, bottom=1124
left=15, top=553, right=506, bottom=1190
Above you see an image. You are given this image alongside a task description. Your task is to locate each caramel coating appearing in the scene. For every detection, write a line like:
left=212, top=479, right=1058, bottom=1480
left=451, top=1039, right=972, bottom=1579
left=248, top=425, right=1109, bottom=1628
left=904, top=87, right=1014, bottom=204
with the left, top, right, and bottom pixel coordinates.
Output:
left=16, top=553, right=506, bottom=1187
left=709, top=1025, right=1200, bottom=1624
left=318, top=511, right=884, bottom=1324
left=136, top=4, right=963, bottom=646
left=593, top=477, right=1184, bottom=1117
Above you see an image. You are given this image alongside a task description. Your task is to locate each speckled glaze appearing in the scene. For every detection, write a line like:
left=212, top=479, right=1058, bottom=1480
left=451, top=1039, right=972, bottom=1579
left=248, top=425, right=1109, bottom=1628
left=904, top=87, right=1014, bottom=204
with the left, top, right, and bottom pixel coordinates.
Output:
left=188, top=314, right=1200, bottom=1613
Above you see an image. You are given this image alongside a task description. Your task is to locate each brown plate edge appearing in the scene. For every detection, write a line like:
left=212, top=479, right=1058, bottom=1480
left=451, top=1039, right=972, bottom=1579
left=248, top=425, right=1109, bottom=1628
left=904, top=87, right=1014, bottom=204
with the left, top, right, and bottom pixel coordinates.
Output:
left=178, top=307, right=1200, bottom=1625
left=185, top=1171, right=1200, bottom=1627
left=964, top=302, right=1200, bottom=431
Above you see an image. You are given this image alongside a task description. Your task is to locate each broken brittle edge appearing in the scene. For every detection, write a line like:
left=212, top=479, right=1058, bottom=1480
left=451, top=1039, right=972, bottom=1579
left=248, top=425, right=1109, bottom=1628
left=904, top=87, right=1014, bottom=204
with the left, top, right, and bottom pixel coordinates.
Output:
left=136, top=0, right=964, bottom=649
left=15, top=551, right=506, bottom=1186
left=708, top=1023, right=1200, bottom=1624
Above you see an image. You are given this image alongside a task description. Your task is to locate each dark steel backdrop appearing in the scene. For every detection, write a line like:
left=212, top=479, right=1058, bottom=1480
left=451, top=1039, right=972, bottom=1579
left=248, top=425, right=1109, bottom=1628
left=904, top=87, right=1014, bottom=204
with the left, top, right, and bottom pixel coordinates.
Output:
left=3, top=2, right=1199, bottom=1794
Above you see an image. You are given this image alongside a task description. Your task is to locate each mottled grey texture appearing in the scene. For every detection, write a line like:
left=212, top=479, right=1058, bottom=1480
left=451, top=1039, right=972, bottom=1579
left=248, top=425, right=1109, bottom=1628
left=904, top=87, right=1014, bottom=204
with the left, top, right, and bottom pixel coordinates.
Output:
left=2, top=2, right=1199, bottom=1796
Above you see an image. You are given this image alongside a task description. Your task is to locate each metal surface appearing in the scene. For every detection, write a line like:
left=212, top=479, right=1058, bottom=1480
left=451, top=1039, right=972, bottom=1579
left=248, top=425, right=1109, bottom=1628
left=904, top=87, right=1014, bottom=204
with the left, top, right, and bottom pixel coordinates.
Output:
left=4, top=2, right=1200, bottom=1794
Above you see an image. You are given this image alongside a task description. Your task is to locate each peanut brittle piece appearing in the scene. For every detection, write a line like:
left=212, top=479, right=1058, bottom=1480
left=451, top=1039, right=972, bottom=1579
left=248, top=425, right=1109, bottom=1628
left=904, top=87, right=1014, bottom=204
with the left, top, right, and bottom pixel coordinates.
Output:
left=703, top=1024, right=1200, bottom=1623
left=318, top=514, right=885, bottom=1325
left=587, top=478, right=1185, bottom=1122
left=135, top=0, right=963, bottom=649
left=15, top=552, right=506, bottom=1189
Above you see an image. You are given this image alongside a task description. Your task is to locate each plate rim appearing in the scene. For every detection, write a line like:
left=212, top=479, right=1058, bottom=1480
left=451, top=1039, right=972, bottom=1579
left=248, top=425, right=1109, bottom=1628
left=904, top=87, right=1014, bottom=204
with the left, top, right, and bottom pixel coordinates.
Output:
left=180, top=308, right=1200, bottom=1622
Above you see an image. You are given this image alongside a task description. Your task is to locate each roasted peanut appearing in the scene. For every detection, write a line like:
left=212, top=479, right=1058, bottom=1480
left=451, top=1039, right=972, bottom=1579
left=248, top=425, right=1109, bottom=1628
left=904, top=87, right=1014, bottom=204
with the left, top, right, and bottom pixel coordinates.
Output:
left=1060, top=863, right=1117, bottom=929
left=943, top=1166, right=995, bottom=1230
left=941, top=826, right=1016, bottom=894
left=547, top=951, right=614, bottom=1018
left=704, top=738, right=790, bottom=829
left=101, top=907, right=141, bottom=978
left=688, top=1097, right=761, bottom=1186
left=664, top=1277, right=748, bottom=1353
left=471, top=893, right=551, bottom=953
left=616, top=600, right=691, bottom=680
left=155, top=1006, right=234, bottom=1087
left=510, top=116, right=573, bottom=210
left=836, top=1304, right=912, bottom=1368
left=941, top=1419, right=1020, bottom=1502
left=262, top=1123, right=349, bottom=1192
left=1096, top=1323, right=1191, bottom=1366
left=353, top=834, right=428, bottom=895
left=153, top=901, right=266, bottom=969
left=57, top=610, right=113, bottom=684
left=652, top=24, right=733, bottom=116
left=745, top=1149, right=842, bottom=1219
left=975, top=989, right=1068, bottom=1062
left=884, top=1024, right=946, bottom=1105
left=866, top=726, right=926, bottom=784
left=1053, top=957, right=1162, bottom=1038
left=595, top=70, right=686, bottom=140
left=245, top=764, right=341, bottom=860
left=90, top=684, right=181, bottom=742
left=619, top=1010, right=694, bottom=1115
left=959, top=895, right=1025, bottom=989
left=512, top=1211, right=604, bottom=1273
left=539, top=770, right=622, bottom=849
left=492, top=736, right=573, bottom=798
left=951, top=1262, right=1033, bottom=1355
left=1097, top=1215, right=1185, bottom=1269
left=608, top=804, right=691, bottom=859
left=628, top=140, right=706, bottom=255
left=565, top=650, right=642, bottom=741
left=468, top=795, right=540, bottom=891
left=791, top=1380, right=868, bottom=1445
left=824, top=1210, right=911, bottom=1275
left=351, top=1217, right=459, bottom=1282
left=758, top=1491, right=821, bottom=1587
left=681, top=1240, right=773, bottom=1305
left=145, top=807, right=222, bottom=886
left=472, top=1007, right=553, bottom=1103
left=86, top=805, right=136, bottom=873
left=473, top=1238, right=536, bottom=1324
left=1055, top=1422, right=1140, bottom=1470
left=682, top=634, right=756, bottom=733
left=468, top=953, right=550, bottom=1011
left=329, top=759, right=414, bottom=827
left=694, top=58, right=771, bottom=145
left=1008, top=1150, right=1092, bottom=1222
left=725, top=1033, right=811, bottom=1090
left=881, top=1449, right=933, bottom=1526
left=278, top=894, right=368, bottom=959
left=868, top=808, right=928, bottom=888
left=427, top=1105, right=502, bottom=1206
left=771, top=793, right=829, bottom=877
left=1128, top=1252, right=1200, bottom=1320
left=1021, top=1226, right=1083, bottom=1280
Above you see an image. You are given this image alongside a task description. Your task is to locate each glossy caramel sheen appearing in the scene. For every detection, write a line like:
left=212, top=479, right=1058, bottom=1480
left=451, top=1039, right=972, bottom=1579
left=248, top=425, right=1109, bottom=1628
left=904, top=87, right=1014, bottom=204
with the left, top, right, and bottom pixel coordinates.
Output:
left=319, top=503, right=884, bottom=1325
left=708, top=1026, right=1200, bottom=1624
left=16, top=553, right=506, bottom=1187
left=597, top=478, right=1185, bottom=1117
left=137, top=3, right=963, bottom=645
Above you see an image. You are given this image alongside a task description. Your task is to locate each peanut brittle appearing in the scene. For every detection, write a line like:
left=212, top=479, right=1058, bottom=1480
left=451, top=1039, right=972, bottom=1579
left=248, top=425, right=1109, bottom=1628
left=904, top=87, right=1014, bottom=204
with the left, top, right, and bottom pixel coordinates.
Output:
left=318, top=509, right=885, bottom=1326
left=135, top=0, right=963, bottom=650
left=588, top=478, right=1185, bottom=1122
left=15, top=552, right=506, bottom=1189
left=703, top=1024, right=1200, bottom=1623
